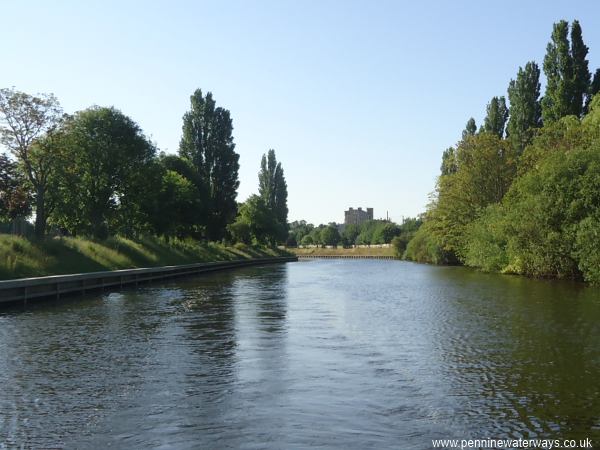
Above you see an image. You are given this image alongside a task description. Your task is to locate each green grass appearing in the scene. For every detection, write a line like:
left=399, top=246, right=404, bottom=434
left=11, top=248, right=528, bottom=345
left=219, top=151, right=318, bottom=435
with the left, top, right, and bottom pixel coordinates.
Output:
left=0, top=234, right=290, bottom=281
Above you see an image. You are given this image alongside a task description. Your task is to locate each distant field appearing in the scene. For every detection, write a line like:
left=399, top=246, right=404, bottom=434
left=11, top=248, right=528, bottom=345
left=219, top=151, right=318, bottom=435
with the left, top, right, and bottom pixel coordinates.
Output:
left=289, top=246, right=396, bottom=257
left=0, top=234, right=289, bottom=281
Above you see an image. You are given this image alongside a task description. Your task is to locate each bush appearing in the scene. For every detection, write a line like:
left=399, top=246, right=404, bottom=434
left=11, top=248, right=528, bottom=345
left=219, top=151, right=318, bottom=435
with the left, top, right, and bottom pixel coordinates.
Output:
left=404, top=221, right=454, bottom=264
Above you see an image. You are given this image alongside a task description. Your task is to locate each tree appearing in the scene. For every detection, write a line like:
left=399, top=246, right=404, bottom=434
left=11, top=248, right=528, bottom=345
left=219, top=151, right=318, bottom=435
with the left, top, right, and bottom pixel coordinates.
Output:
left=584, top=68, right=600, bottom=112
left=227, top=216, right=252, bottom=244
left=230, top=194, right=283, bottom=245
left=179, top=89, right=240, bottom=240
left=0, top=153, right=30, bottom=221
left=0, top=88, right=63, bottom=237
left=300, top=234, right=314, bottom=246
left=542, top=20, right=573, bottom=123
left=542, top=20, right=590, bottom=123
left=482, top=96, right=509, bottom=138
left=378, top=223, right=401, bottom=244
left=147, top=169, right=201, bottom=239
left=570, top=20, right=590, bottom=118
left=51, top=107, right=156, bottom=238
left=506, top=62, right=542, bottom=153
left=342, top=223, right=360, bottom=245
left=258, top=149, right=288, bottom=227
left=156, top=153, right=204, bottom=236
left=320, top=225, right=340, bottom=247
left=431, top=133, right=518, bottom=259
left=289, top=220, right=314, bottom=245
left=440, top=147, right=457, bottom=175
left=462, top=118, right=477, bottom=139
left=309, top=225, right=324, bottom=246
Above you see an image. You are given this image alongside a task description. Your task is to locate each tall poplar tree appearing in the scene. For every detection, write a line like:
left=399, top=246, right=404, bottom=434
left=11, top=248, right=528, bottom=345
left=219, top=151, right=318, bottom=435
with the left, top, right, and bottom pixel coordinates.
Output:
left=179, top=89, right=240, bottom=240
left=542, top=21, right=572, bottom=123
left=586, top=69, right=600, bottom=112
left=507, top=61, right=542, bottom=153
left=258, top=149, right=288, bottom=226
left=462, top=118, right=477, bottom=139
left=542, top=20, right=591, bottom=122
left=482, top=96, right=509, bottom=138
left=570, top=20, right=590, bottom=118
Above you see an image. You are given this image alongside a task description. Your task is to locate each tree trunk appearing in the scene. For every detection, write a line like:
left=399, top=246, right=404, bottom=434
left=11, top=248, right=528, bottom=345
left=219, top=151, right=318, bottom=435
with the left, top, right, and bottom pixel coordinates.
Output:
left=34, top=190, right=46, bottom=239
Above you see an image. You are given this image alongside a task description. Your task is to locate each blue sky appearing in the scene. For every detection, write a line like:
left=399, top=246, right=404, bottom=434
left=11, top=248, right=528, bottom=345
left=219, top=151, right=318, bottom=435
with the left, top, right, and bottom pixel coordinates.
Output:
left=1, top=0, right=599, bottom=224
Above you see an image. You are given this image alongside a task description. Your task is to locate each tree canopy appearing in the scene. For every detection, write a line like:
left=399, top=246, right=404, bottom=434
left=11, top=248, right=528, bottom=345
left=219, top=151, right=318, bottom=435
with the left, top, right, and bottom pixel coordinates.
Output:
left=179, top=89, right=240, bottom=241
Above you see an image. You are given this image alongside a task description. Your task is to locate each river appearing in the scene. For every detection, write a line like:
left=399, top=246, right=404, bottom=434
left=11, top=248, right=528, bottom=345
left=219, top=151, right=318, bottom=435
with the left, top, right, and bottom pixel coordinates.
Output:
left=1, top=259, right=599, bottom=448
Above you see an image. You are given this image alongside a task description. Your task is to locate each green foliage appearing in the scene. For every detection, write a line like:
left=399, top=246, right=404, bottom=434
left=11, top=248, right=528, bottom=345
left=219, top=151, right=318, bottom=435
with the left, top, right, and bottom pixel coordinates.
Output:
left=464, top=121, right=600, bottom=281
left=372, top=223, right=401, bottom=244
left=309, top=225, right=325, bottom=246
left=462, top=204, right=509, bottom=272
left=227, top=219, right=252, bottom=245
left=542, top=20, right=591, bottom=123
left=179, top=89, right=240, bottom=241
left=390, top=217, right=423, bottom=257
left=432, top=133, right=517, bottom=259
left=404, top=220, right=453, bottom=264
left=507, top=61, right=542, bottom=153
left=0, top=153, right=30, bottom=220
left=462, top=118, right=477, bottom=139
left=50, top=106, right=157, bottom=239
left=571, top=20, right=591, bottom=118
left=585, top=69, right=600, bottom=111
left=229, top=150, right=289, bottom=246
left=300, top=234, right=314, bottom=246
left=289, top=220, right=314, bottom=246
left=147, top=169, right=202, bottom=238
left=0, top=88, right=63, bottom=237
left=482, top=96, right=509, bottom=138
left=320, top=225, right=341, bottom=246
left=574, top=217, right=600, bottom=283
left=258, top=149, right=288, bottom=227
left=230, top=194, right=285, bottom=246
left=402, top=19, right=600, bottom=284
left=342, top=223, right=361, bottom=245
left=440, top=147, right=457, bottom=175
left=518, top=100, right=600, bottom=172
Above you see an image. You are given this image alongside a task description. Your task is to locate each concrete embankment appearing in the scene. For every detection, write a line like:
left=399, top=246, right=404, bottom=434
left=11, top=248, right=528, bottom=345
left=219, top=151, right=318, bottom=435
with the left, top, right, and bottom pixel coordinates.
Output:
left=0, top=256, right=297, bottom=305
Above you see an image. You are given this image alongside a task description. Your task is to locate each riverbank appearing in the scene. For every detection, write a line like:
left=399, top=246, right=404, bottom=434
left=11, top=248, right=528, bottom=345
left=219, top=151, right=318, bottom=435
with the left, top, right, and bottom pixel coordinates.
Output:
left=289, top=246, right=397, bottom=258
left=0, top=235, right=290, bottom=281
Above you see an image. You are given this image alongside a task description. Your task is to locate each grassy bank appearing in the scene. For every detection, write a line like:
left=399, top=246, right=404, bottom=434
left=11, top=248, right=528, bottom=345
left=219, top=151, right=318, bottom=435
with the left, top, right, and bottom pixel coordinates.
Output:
left=0, top=234, right=290, bottom=281
left=289, top=246, right=396, bottom=257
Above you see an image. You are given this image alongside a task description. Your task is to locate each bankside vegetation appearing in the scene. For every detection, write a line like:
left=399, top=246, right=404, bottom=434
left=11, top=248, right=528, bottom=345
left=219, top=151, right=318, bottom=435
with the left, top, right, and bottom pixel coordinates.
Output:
left=0, top=88, right=290, bottom=263
left=406, top=20, right=600, bottom=283
left=288, top=217, right=422, bottom=256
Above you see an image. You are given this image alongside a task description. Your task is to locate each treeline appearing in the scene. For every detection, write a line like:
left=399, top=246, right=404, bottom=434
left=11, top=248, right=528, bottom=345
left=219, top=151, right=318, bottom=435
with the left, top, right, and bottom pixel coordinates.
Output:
left=406, top=20, right=600, bottom=283
left=0, top=88, right=288, bottom=245
left=288, top=217, right=421, bottom=251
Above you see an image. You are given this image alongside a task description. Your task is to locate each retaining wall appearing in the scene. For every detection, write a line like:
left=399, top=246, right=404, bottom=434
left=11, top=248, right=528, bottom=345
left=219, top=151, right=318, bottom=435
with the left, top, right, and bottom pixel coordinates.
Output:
left=0, top=256, right=297, bottom=305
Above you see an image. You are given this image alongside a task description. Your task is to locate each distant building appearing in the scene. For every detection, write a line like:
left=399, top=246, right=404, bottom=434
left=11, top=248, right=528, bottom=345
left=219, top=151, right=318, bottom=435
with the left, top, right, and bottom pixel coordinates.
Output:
left=344, top=207, right=373, bottom=225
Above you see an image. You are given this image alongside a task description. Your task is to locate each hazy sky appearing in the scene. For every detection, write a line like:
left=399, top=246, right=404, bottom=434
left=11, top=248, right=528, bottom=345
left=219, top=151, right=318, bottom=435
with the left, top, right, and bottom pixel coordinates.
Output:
left=1, top=1, right=599, bottom=224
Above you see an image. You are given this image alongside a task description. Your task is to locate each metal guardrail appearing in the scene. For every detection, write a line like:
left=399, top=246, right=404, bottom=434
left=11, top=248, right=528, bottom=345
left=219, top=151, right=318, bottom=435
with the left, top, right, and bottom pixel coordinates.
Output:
left=0, top=256, right=298, bottom=305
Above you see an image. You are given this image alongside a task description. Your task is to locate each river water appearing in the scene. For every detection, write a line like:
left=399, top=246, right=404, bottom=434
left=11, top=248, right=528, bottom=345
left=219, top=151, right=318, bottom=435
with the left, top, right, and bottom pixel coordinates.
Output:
left=1, top=259, right=599, bottom=448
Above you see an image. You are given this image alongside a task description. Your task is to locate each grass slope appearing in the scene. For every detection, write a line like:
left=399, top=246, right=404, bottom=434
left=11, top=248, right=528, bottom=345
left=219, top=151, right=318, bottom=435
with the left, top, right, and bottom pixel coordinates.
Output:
left=0, top=235, right=290, bottom=281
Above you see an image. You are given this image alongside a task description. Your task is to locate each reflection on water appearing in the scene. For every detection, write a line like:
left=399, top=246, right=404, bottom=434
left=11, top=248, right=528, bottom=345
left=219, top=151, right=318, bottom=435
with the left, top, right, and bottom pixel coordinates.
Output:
left=1, top=260, right=599, bottom=448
